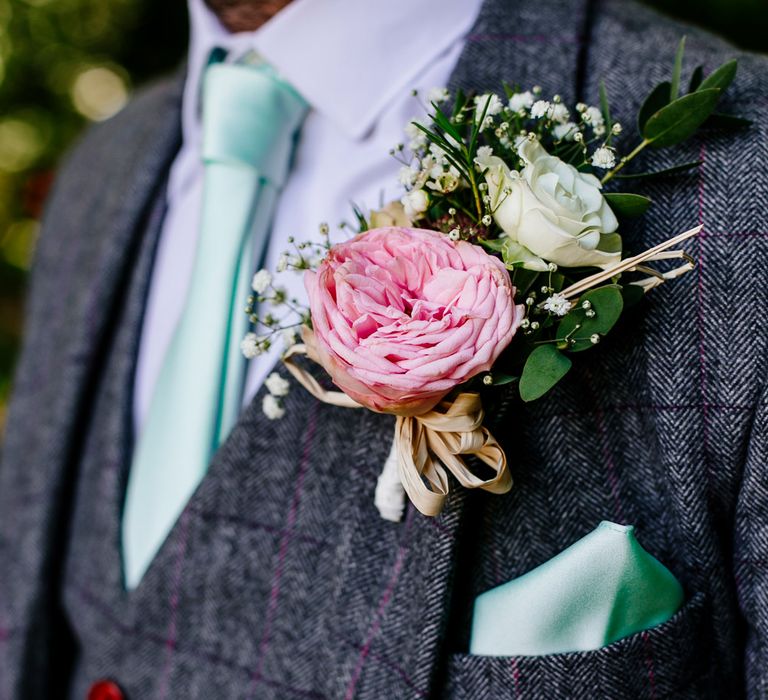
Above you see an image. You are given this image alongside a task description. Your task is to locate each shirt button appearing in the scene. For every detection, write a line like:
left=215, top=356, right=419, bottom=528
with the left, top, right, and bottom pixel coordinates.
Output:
left=87, top=679, right=124, bottom=700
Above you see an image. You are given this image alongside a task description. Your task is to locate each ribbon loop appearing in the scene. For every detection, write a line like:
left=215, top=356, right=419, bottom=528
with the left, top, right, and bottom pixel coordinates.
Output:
left=282, top=344, right=513, bottom=517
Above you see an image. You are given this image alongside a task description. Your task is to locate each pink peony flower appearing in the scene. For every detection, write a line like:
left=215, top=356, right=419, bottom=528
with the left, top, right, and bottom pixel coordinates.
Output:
left=304, top=227, right=524, bottom=415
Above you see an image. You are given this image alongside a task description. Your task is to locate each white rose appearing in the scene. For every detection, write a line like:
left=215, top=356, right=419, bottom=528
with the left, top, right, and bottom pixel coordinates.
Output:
left=482, top=140, right=620, bottom=270
left=400, top=189, right=429, bottom=220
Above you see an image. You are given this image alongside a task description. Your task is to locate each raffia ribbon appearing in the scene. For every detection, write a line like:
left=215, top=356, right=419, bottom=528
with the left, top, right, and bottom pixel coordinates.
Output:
left=282, top=343, right=512, bottom=517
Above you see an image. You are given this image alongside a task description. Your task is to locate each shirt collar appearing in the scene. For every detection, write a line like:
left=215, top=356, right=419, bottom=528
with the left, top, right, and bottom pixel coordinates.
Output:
left=185, top=0, right=482, bottom=140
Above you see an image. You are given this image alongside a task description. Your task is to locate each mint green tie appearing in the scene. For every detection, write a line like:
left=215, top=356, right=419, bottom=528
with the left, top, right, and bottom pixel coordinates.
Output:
left=470, top=521, right=684, bottom=655
left=122, top=59, right=307, bottom=590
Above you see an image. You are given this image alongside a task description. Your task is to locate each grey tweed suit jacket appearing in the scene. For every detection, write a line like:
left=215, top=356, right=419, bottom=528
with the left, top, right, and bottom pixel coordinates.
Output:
left=2, top=0, right=767, bottom=697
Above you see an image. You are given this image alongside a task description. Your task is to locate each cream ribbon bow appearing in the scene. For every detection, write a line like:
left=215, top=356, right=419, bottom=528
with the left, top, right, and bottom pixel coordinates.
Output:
left=282, top=343, right=511, bottom=520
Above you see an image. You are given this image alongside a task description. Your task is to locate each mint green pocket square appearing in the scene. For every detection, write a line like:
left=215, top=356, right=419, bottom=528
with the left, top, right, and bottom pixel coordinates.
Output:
left=470, top=521, right=684, bottom=656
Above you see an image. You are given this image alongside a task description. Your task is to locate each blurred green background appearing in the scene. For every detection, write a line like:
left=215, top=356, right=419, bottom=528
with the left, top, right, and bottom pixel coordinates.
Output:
left=0, top=0, right=764, bottom=429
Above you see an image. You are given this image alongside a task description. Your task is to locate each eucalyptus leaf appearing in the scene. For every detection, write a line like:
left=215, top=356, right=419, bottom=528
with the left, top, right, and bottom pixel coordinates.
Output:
left=698, top=59, right=737, bottom=92
left=637, top=81, right=671, bottom=134
left=704, top=112, right=751, bottom=130
left=596, top=232, right=623, bottom=254
left=491, top=373, right=518, bottom=386
left=621, top=283, right=645, bottom=309
left=519, top=345, right=572, bottom=402
left=643, top=88, right=721, bottom=147
left=557, top=285, right=624, bottom=352
left=604, top=193, right=652, bottom=217
left=670, top=36, right=686, bottom=101
left=615, top=160, right=701, bottom=179
left=599, top=80, right=611, bottom=128
left=688, top=65, right=704, bottom=92
left=486, top=238, right=549, bottom=271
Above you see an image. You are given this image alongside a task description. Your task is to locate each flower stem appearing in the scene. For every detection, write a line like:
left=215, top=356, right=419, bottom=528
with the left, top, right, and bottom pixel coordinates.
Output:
left=601, top=138, right=650, bottom=184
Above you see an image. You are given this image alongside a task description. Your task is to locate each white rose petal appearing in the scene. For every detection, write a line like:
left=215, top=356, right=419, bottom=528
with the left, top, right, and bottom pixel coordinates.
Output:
left=482, top=140, right=621, bottom=270
left=251, top=269, right=272, bottom=294
left=262, top=394, right=286, bottom=420
left=265, top=372, right=291, bottom=397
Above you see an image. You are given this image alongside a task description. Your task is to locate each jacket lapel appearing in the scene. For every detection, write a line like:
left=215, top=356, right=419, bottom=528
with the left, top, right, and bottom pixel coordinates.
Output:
left=328, top=0, right=592, bottom=696
left=0, top=70, right=183, bottom=693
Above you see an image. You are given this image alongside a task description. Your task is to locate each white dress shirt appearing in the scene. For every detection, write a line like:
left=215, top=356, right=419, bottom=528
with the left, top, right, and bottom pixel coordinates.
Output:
left=133, top=0, right=483, bottom=436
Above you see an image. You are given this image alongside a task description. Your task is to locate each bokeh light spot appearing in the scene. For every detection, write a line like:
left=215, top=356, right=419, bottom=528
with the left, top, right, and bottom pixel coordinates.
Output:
left=0, top=218, right=39, bottom=270
left=70, top=65, right=129, bottom=121
left=0, top=119, right=43, bottom=173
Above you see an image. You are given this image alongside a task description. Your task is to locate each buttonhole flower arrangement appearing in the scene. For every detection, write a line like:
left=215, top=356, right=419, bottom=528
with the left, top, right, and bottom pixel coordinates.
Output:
left=240, top=38, right=747, bottom=519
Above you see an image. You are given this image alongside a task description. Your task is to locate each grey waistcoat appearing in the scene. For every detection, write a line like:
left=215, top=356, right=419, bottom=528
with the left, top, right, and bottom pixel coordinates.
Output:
left=2, top=0, right=768, bottom=698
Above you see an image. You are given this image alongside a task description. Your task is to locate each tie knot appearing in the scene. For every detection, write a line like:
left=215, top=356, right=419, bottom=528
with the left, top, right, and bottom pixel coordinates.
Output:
left=202, top=62, right=308, bottom=186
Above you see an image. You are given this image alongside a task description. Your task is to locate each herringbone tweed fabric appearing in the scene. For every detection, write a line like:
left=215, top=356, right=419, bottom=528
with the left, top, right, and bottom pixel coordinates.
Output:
left=1, top=0, right=767, bottom=698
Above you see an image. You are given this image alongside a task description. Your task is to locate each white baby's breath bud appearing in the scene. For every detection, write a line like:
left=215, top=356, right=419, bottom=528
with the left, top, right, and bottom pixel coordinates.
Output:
left=576, top=102, right=587, bottom=112
left=482, top=374, right=494, bottom=386
left=482, top=214, right=492, bottom=226
left=532, top=85, right=542, bottom=94
left=475, top=93, right=504, bottom=119
left=241, top=332, right=263, bottom=359
left=319, top=222, right=330, bottom=235
left=251, top=269, right=272, bottom=294
left=262, top=394, right=286, bottom=420
left=427, top=86, right=449, bottom=104
left=281, top=328, right=297, bottom=347
left=448, top=207, right=457, bottom=216
left=448, top=228, right=461, bottom=241
left=573, top=131, right=584, bottom=143
left=591, top=146, right=616, bottom=169
left=551, top=103, right=570, bottom=124
left=531, top=100, right=551, bottom=119
left=542, top=293, right=572, bottom=317
left=508, top=90, right=534, bottom=112
left=590, top=334, right=601, bottom=345
left=594, top=124, right=606, bottom=137
left=400, top=189, right=429, bottom=219
left=547, top=262, right=558, bottom=272
left=552, top=122, right=578, bottom=141
left=611, top=122, right=623, bottom=135
left=277, top=253, right=289, bottom=272
left=583, top=106, right=604, bottom=126
left=474, top=145, right=494, bottom=170
left=265, top=372, right=291, bottom=397
left=530, top=321, right=540, bottom=330
left=521, top=319, right=530, bottom=329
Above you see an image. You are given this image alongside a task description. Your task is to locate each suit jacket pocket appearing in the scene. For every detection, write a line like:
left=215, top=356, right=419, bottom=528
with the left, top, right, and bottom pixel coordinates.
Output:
left=441, top=593, right=712, bottom=700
